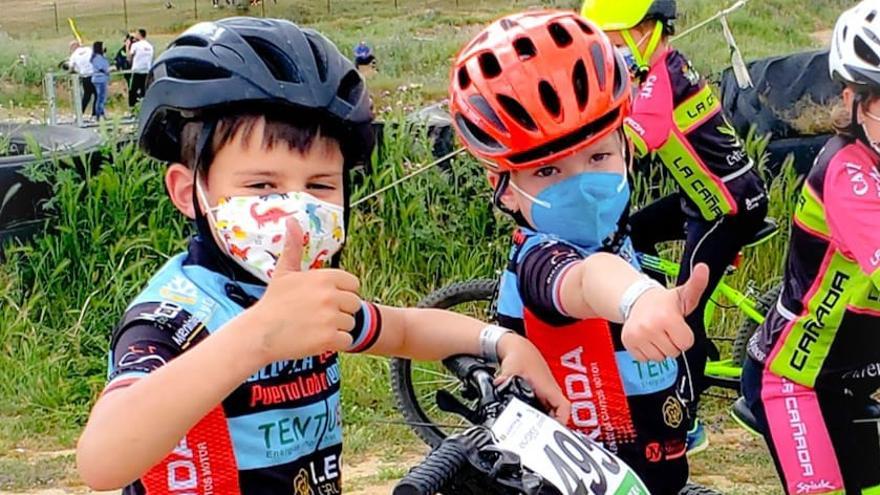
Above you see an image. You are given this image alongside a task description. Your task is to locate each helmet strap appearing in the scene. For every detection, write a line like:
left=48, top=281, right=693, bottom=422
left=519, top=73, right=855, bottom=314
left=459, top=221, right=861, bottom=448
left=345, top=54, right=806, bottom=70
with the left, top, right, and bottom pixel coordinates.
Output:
left=492, top=172, right=516, bottom=216
left=492, top=172, right=531, bottom=227
left=622, top=21, right=665, bottom=77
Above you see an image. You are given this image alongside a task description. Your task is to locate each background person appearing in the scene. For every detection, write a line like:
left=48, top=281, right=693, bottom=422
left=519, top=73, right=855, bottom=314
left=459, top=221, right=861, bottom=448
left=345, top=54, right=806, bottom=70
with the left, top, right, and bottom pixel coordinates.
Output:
left=742, top=2, right=880, bottom=493
left=127, top=29, right=154, bottom=108
left=68, top=40, right=97, bottom=119
left=90, top=41, right=110, bottom=121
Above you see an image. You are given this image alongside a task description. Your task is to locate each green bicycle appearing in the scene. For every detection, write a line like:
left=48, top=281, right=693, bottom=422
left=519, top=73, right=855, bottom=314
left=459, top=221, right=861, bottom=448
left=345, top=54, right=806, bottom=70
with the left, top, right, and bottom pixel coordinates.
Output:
left=389, top=218, right=784, bottom=448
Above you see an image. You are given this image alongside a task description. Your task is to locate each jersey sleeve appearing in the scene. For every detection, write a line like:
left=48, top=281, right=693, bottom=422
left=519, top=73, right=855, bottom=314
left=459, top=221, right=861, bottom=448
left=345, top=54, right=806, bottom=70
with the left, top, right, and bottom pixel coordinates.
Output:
left=347, top=301, right=383, bottom=353
left=104, top=301, right=198, bottom=394
left=625, top=55, right=676, bottom=155
left=824, top=156, right=880, bottom=285
left=516, top=242, right=584, bottom=326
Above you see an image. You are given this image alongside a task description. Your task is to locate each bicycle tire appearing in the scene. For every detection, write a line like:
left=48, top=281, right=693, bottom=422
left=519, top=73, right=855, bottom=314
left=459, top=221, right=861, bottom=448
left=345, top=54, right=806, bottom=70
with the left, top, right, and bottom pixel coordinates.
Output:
left=731, top=283, right=783, bottom=367
left=390, top=279, right=498, bottom=448
left=679, top=483, right=724, bottom=495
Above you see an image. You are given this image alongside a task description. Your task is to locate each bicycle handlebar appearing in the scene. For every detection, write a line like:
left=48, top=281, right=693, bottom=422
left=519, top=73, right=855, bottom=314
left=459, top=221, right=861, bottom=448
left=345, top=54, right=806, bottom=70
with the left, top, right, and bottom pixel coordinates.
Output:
left=394, top=426, right=493, bottom=495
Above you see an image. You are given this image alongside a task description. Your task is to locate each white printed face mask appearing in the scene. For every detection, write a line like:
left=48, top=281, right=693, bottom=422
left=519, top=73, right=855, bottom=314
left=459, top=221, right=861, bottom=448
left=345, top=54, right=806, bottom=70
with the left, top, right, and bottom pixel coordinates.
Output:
left=197, top=183, right=345, bottom=281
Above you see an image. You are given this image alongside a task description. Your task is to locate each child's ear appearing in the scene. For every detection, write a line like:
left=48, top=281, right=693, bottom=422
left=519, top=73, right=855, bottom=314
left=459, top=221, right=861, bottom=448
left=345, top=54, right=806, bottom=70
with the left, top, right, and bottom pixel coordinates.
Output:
left=166, top=164, right=196, bottom=219
left=487, top=171, right=520, bottom=213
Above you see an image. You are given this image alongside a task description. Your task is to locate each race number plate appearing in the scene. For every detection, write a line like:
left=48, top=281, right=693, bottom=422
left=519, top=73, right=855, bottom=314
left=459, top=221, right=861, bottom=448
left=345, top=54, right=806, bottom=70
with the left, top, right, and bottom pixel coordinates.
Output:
left=490, top=398, right=649, bottom=495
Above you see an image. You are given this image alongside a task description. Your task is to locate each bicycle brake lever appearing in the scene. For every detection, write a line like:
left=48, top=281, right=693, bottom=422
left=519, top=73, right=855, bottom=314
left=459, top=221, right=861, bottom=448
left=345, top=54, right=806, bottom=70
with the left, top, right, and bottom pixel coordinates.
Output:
left=495, top=376, right=543, bottom=411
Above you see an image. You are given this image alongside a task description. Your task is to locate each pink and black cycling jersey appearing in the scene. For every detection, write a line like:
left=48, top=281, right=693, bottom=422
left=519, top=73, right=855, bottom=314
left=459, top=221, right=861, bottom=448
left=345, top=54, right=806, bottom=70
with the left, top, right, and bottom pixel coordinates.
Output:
left=749, top=136, right=880, bottom=387
left=624, top=49, right=765, bottom=221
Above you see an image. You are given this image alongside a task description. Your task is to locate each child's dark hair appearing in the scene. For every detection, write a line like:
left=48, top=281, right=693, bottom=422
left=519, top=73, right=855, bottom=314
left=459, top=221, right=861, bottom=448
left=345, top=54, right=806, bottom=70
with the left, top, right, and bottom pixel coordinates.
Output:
left=138, top=28, right=147, bottom=38
left=832, top=85, right=880, bottom=138
left=638, top=16, right=675, bottom=36
left=91, top=41, right=104, bottom=60
left=178, top=111, right=345, bottom=175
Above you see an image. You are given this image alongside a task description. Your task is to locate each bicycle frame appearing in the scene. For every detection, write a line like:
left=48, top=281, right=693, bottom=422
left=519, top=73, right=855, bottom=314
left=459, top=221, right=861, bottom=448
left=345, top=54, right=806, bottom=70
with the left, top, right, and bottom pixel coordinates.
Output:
left=637, top=251, right=769, bottom=383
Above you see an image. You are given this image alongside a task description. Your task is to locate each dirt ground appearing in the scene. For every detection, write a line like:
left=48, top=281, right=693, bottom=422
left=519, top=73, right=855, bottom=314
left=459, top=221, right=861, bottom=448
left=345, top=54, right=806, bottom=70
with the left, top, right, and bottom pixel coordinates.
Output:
left=1, top=426, right=782, bottom=495
left=0, top=449, right=426, bottom=495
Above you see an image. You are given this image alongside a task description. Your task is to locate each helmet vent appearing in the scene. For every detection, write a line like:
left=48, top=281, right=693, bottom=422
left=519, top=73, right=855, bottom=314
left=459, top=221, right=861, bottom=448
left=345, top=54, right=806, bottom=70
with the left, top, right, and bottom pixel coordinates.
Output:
left=538, top=81, right=561, bottom=117
left=863, top=25, right=880, bottom=46
left=590, top=42, right=607, bottom=91
left=336, top=69, right=363, bottom=105
left=574, top=18, right=594, bottom=35
left=455, top=113, right=504, bottom=152
left=513, top=37, right=537, bottom=60
left=464, top=31, right=490, bottom=53
left=497, top=94, right=537, bottom=131
left=306, top=37, right=329, bottom=83
left=548, top=22, right=573, bottom=48
left=171, top=35, right=208, bottom=48
left=165, top=59, right=231, bottom=81
left=478, top=52, right=503, bottom=79
left=868, top=10, right=877, bottom=23
left=243, top=36, right=301, bottom=83
left=572, top=59, right=589, bottom=110
left=854, top=35, right=880, bottom=67
left=469, top=94, right=507, bottom=132
left=612, top=52, right=627, bottom=100
left=458, top=67, right=472, bottom=90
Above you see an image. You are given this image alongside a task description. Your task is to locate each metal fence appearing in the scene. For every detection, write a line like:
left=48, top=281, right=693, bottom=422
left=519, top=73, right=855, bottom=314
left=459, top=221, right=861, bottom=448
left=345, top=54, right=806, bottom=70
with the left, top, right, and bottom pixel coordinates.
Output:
left=43, top=70, right=138, bottom=127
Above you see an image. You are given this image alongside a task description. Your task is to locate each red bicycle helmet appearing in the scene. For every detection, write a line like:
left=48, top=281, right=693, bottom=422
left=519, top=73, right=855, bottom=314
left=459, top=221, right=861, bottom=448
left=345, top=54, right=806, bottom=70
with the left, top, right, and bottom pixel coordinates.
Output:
left=449, top=10, right=631, bottom=172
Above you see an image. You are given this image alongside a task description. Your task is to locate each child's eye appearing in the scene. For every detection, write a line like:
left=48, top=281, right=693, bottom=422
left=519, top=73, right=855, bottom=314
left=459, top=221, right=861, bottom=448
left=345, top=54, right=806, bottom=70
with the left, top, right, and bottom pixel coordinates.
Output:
left=246, top=182, right=274, bottom=190
left=534, top=166, right=560, bottom=178
left=591, top=153, right=612, bottom=163
left=307, top=182, right=336, bottom=191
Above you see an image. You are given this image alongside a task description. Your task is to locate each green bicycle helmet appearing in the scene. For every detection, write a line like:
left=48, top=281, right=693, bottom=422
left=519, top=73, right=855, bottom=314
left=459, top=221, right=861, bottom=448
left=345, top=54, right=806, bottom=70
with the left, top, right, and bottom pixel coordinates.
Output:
left=580, top=0, right=676, bottom=31
left=581, top=0, right=676, bottom=77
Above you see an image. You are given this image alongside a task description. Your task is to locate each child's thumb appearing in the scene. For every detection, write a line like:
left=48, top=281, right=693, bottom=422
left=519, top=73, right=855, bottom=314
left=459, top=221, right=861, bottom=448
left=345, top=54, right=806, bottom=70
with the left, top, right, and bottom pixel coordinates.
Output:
left=274, top=217, right=304, bottom=275
left=677, top=263, right=710, bottom=316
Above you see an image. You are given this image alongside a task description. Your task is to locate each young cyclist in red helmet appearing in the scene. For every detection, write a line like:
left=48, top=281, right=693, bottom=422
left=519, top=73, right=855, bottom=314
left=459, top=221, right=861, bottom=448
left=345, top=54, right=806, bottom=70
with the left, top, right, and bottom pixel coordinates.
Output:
left=581, top=0, right=770, bottom=454
left=450, top=10, right=711, bottom=493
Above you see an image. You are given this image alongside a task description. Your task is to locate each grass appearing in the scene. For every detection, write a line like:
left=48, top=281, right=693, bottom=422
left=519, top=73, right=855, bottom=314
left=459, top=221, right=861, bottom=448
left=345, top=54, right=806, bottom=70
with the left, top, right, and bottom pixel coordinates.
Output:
left=0, top=0, right=848, bottom=120
left=0, top=0, right=844, bottom=492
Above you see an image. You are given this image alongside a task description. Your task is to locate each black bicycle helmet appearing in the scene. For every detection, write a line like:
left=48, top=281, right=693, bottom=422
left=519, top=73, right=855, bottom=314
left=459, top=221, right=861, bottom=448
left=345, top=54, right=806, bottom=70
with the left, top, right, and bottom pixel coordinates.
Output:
left=645, top=0, right=676, bottom=23
left=138, top=17, right=374, bottom=167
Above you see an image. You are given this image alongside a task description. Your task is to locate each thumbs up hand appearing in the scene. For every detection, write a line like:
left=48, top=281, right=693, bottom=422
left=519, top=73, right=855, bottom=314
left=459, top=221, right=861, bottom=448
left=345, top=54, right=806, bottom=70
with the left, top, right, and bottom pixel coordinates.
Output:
left=251, top=218, right=362, bottom=364
left=621, top=263, right=710, bottom=363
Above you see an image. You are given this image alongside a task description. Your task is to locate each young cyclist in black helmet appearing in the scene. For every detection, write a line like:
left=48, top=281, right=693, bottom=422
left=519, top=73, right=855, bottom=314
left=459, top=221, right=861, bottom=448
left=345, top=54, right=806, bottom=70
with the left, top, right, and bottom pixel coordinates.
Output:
left=74, top=18, right=569, bottom=494
left=581, top=0, right=769, bottom=454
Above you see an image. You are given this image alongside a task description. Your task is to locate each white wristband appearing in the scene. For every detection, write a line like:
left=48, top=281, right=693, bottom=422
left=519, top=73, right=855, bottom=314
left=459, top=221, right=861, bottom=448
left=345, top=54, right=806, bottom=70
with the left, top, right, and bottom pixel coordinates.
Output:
left=619, top=277, right=663, bottom=322
left=479, top=325, right=512, bottom=363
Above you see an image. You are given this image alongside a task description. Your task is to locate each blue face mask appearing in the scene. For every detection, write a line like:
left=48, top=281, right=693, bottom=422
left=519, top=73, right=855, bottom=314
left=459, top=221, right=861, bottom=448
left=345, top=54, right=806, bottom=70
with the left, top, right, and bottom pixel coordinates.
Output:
left=511, top=172, right=629, bottom=248
left=617, top=46, right=638, bottom=75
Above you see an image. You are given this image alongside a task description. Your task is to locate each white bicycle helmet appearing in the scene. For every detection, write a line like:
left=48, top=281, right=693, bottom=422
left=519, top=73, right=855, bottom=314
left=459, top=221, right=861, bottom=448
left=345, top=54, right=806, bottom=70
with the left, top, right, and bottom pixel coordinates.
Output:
left=830, top=0, right=880, bottom=87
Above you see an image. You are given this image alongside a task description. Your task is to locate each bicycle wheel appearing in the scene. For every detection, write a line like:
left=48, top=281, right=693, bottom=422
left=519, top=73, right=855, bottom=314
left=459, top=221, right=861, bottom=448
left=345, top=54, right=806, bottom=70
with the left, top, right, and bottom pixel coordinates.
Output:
left=390, top=279, right=499, bottom=448
left=731, top=283, right=783, bottom=367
